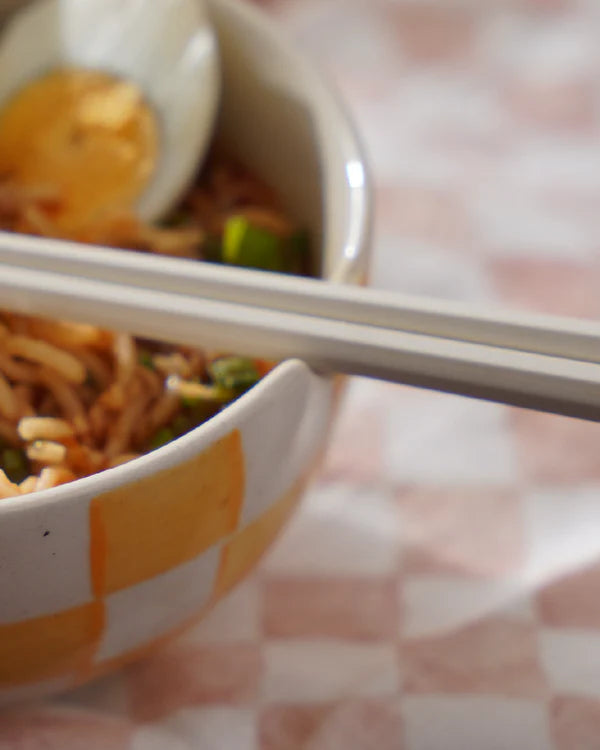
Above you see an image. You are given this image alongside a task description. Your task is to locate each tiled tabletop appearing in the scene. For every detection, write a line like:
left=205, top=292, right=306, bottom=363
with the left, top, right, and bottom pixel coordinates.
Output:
left=3, top=0, right=600, bottom=747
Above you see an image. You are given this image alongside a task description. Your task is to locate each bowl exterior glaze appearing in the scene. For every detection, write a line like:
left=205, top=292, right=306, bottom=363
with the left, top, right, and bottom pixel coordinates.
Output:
left=0, top=0, right=371, bottom=704
left=0, top=360, right=333, bottom=703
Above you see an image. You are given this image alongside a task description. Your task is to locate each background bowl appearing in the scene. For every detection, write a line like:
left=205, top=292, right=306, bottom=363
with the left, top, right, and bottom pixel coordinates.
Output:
left=0, top=0, right=371, bottom=705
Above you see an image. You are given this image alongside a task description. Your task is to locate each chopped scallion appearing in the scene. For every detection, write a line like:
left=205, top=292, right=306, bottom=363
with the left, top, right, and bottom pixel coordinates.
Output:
left=209, top=356, right=260, bottom=393
left=138, top=351, right=155, bottom=370
left=2, top=448, right=29, bottom=484
left=223, top=216, right=284, bottom=272
left=203, top=234, right=223, bottom=263
left=286, top=229, right=310, bottom=274
left=150, top=427, right=175, bottom=450
left=172, top=414, right=192, bottom=437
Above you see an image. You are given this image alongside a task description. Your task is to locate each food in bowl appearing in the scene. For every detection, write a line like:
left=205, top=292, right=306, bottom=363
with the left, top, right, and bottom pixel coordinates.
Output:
left=0, top=311, right=278, bottom=497
left=0, top=68, right=311, bottom=498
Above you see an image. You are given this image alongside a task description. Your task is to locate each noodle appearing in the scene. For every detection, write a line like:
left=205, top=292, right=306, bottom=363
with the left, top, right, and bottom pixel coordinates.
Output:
left=26, top=440, right=67, bottom=465
left=36, top=369, right=89, bottom=434
left=0, top=371, right=18, bottom=420
left=18, top=476, right=38, bottom=495
left=0, top=471, right=20, bottom=499
left=26, top=318, right=110, bottom=350
left=113, top=332, right=136, bottom=384
left=17, top=417, right=74, bottom=442
left=0, top=350, right=39, bottom=383
left=4, top=335, right=87, bottom=384
left=0, top=417, right=20, bottom=447
left=147, top=391, right=180, bottom=432
left=70, top=349, right=113, bottom=389
left=152, top=353, right=192, bottom=378
left=36, top=467, right=76, bottom=492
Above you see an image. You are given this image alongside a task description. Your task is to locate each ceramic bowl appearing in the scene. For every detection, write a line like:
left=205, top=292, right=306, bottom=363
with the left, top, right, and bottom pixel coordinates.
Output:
left=0, top=0, right=371, bottom=704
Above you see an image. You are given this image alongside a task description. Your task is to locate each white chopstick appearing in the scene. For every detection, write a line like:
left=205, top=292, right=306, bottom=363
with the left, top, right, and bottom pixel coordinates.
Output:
left=1, top=260, right=600, bottom=422
left=1, top=231, right=600, bottom=365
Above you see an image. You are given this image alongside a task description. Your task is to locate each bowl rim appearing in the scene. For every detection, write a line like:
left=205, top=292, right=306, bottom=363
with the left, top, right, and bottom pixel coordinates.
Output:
left=0, top=0, right=373, bottom=514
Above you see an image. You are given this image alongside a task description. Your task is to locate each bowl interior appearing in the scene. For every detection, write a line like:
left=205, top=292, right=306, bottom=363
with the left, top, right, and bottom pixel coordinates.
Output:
left=208, top=0, right=370, bottom=282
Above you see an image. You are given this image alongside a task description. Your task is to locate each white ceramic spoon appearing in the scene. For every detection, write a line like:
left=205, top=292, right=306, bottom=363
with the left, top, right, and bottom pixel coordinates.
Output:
left=0, top=0, right=220, bottom=222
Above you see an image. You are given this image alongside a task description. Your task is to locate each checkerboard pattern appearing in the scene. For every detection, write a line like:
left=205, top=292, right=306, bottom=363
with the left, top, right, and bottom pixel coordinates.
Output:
left=2, top=0, right=600, bottom=747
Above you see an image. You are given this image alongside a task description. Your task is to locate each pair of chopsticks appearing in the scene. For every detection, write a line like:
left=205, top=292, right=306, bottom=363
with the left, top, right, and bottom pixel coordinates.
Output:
left=1, top=231, right=600, bottom=422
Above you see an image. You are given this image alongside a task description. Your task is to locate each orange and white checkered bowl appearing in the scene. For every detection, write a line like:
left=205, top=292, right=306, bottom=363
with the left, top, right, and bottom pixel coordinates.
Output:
left=0, top=0, right=371, bottom=704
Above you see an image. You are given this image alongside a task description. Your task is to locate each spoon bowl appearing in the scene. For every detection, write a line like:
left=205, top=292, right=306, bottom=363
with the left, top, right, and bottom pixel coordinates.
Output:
left=0, top=0, right=220, bottom=222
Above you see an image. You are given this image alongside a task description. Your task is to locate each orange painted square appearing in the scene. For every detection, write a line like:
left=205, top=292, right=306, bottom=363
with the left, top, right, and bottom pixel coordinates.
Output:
left=90, top=431, right=244, bottom=596
left=0, top=601, right=104, bottom=687
left=214, top=479, right=304, bottom=598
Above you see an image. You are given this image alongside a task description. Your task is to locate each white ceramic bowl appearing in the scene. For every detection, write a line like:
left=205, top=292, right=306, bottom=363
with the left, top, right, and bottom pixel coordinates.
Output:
left=0, top=0, right=372, bottom=705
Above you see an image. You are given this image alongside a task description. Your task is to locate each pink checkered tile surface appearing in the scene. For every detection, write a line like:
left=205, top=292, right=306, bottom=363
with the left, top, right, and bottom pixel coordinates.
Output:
left=3, top=0, right=600, bottom=747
